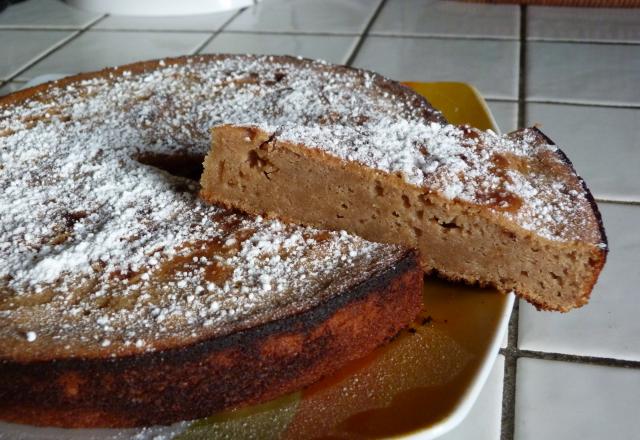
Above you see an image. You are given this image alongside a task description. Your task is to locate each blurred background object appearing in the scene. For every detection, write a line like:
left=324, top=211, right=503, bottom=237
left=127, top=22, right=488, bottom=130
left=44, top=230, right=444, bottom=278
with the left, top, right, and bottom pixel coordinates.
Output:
left=0, top=0, right=26, bottom=14
left=63, top=0, right=258, bottom=16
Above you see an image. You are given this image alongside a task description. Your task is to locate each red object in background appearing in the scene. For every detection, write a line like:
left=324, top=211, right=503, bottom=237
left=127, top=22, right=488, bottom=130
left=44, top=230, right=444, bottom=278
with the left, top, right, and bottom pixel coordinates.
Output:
left=459, top=0, right=640, bottom=6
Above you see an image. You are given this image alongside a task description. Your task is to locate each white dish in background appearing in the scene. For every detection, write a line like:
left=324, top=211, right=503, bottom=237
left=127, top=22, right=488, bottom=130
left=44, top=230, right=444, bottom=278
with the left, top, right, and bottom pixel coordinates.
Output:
left=63, top=0, right=256, bottom=17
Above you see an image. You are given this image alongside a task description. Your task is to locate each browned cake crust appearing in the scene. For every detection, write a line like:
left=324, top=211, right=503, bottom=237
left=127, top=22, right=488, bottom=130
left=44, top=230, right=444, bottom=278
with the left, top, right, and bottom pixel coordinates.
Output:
left=0, top=55, right=429, bottom=428
left=0, top=250, right=422, bottom=428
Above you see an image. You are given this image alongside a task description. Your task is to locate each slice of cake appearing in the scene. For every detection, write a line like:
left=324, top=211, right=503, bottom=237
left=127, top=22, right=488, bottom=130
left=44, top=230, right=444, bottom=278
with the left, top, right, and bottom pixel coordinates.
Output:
left=201, top=122, right=607, bottom=312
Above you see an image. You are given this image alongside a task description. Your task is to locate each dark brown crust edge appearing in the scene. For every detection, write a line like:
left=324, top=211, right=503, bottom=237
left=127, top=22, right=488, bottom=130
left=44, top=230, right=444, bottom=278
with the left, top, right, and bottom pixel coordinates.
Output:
left=0, top=54, right=428, bottom=428
left=0, top=250, right=422, bottom=428
left=519, top=127, right=608, bottom=311
left=530, top=127, right=608, bottom=250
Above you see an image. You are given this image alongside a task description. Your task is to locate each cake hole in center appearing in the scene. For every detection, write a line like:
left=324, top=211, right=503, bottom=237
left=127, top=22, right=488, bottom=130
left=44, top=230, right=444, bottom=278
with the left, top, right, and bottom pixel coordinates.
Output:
left=135, top=152, right=204, bottom=181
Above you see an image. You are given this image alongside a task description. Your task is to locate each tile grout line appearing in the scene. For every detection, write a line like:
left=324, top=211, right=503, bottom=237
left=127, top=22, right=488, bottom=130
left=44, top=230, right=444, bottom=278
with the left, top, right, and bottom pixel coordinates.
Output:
left=4, top=14, right=108, bottom=83
left=90, top=28, right=363, bottom=37
left=219, top=29, right=361, bottom=38
left=0, top=26, right=88, bottom=31
left=501, top=346, right=640, bottom=367
left=486, top=98, right=519, bottom=104
left=594, top=198, right=640, bottom=206
left=367, top=32, right=518, bottom=42
left=516, top=6, right=527, bottom=129
left=501, top=299, right=520, bottom=440
left=526, top=36, right=640, bottom=46
left=526, top=98, right=640, bottom=110
left=4, top=26, right=640, bottom=47
left=344, top=0, right=388, bottom=67
left=85, top=14, right=110, bottom=30
left=515, top=349, right=640, bottom=369
left=501, top=7, right=527, bottom=440
left=193, top=7, right=248, bottom=55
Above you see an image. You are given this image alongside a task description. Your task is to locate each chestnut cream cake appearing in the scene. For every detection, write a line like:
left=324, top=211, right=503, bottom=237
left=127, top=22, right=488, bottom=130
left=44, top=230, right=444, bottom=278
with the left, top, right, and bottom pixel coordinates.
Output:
left=0, top=55, right=425, bottom=428
left=0, top=53, right=605, bottom=428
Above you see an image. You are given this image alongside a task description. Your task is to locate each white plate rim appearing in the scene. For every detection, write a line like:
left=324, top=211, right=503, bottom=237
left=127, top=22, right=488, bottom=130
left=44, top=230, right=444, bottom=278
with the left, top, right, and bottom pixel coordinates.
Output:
left=401, top=292, right=514, bottom=440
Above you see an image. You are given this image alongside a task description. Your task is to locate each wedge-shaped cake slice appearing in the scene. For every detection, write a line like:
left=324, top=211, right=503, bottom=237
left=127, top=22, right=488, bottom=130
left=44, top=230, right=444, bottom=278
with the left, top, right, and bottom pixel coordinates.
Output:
left=201, top=122, right=607, bottom=312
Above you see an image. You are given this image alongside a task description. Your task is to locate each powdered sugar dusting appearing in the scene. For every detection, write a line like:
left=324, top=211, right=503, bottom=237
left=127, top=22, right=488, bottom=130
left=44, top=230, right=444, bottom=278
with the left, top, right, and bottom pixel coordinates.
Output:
left=1, top=55, right=427, bottom=290
left=0, top=55, right=420, bottom=358
left=0, top=54, right=599, bottom=358
left=274, top=114, right=599, bottom=243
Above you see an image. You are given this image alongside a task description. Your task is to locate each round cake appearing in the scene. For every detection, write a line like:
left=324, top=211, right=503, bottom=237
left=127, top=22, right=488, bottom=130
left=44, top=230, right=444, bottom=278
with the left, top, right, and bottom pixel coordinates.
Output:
left=0, top=54, right=435, bottom=427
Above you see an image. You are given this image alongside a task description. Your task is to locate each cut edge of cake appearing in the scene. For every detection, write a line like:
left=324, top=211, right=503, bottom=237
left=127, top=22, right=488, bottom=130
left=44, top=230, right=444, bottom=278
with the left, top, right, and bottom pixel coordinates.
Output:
left=200, top=124, right=607, bottom=312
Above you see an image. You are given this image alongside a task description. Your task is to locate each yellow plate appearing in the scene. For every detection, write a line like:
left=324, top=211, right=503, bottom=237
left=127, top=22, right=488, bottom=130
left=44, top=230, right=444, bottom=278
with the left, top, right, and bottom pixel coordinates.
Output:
left=403, top=81, right=500, bottom=133
left=0, top=83, right=513, bottom=440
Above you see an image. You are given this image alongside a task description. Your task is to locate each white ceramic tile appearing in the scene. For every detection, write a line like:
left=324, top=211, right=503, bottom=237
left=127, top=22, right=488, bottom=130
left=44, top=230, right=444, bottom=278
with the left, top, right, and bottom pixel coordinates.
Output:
left=528, top=6, right=640, bottom=43
left=371, top=0, right=518, bottom=39
left=526, top=41, right=640, bottom=106
left=486, top=100, right=518, bottom=134
left=23, top=74, right=70, bottom=89
left=18, top=31, right=211, bottom=80
left=0, top=81, right=26, bottom=97
left=519, top=203, right=640, bottom=361
left=515, top=358, right=640, bottom=440
left=439, top=355, right=504, bottom=440
left=0, top=0, right=102, bottom=29
left=93, top=10, right=236, bottom=31
left=526, top=103, right=640, bottom=202
left=0, top=30, right=75, bottom=80
left=226, top=0, right=379, bottom=34
left=501, top=315, right=511, bottom=349
left=201, top=32, right=358, bottom=65
left=353, top=37, right=519, bottom=100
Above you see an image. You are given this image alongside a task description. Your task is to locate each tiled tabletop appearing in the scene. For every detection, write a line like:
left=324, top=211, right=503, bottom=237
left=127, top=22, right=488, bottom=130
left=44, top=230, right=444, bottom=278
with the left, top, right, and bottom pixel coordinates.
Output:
left=1, top=1, right=639, bottom=439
